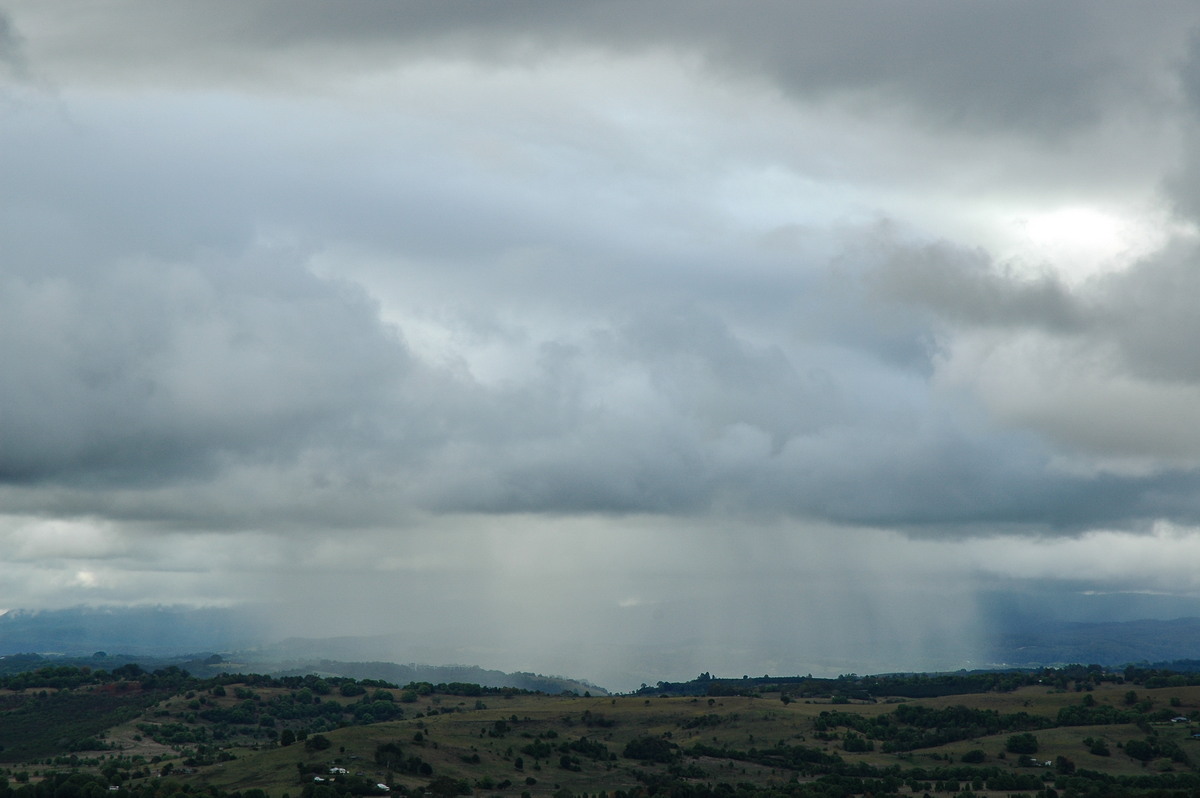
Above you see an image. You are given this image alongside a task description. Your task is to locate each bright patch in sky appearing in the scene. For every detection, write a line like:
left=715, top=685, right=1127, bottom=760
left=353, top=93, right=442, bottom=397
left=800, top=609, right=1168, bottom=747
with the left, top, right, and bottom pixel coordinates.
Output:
left=1002, top=204, right=1175, bottom=284
left=1025, top=206, right=1123, bottom=253
left=73, top=571, right=99, bottom=589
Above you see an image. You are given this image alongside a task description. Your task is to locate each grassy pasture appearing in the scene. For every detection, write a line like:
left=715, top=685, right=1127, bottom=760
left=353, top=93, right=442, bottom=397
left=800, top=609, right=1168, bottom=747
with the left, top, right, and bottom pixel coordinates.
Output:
left=179, top=684, right=1200, bottom=797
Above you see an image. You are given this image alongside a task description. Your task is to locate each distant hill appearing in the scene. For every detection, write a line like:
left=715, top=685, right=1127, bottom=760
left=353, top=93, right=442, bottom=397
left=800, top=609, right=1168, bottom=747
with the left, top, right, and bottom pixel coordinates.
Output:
left=10, top=605, right=1200, bottom=693
left=0, top=606, right=267, bottom=655
left=205, top=655, right=606, bottom=696
left=0, top=650, right=605, bottom=696
left=0, top=606, right=605, bottom=695
left=987, top=617, right=1200, bottom=667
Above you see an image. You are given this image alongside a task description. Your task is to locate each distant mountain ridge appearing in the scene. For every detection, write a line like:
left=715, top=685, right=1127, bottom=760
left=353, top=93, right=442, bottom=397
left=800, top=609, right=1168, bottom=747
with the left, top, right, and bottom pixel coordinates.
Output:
left=0, top=606, right=266, bottom=655
left=223, top=657, right=605, bottom=695
left=9, top=605, right=1200, bottom=689
left=0, top=607, right=604, bottom=694
left=988, top=616, right=1200, bottom=667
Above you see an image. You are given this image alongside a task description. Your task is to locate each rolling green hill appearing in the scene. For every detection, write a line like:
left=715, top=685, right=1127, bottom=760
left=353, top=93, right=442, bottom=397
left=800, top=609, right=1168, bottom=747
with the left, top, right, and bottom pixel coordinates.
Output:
left=3, top=663, right=1200, bottom=797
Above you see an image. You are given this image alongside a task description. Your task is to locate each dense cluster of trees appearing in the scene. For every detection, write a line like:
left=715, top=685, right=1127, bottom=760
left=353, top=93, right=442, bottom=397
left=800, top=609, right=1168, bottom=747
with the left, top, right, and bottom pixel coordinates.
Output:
left=642, top=662, right=1200, bottom=701
left=18, top=758, right=1187, bottom=798
left=808, top=704, right=1052, bottom=753
left=0, top=664, right=195, bottom=693
left=622, top=736, right=678, bottom=764
left=0, top=688, right=159, bottom=761
left=667, top=738, right=1200, bottom=798
left=0, top=772, right=254, bottom=798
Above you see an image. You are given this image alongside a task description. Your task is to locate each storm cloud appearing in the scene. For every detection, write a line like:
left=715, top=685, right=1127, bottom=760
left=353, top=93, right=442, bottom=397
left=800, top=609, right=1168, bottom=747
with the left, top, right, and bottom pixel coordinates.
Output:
left=4, top=1, right=1200, bottom=688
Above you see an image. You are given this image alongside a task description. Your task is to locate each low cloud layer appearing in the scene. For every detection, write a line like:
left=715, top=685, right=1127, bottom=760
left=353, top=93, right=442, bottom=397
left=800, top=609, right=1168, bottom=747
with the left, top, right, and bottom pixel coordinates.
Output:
left=4, top=1, right=1200, bottom=688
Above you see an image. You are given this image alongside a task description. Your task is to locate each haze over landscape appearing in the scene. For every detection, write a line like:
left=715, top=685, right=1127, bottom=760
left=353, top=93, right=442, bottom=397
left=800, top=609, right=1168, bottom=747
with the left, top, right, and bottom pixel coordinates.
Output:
left=5, top=1, right=1200, bottom=692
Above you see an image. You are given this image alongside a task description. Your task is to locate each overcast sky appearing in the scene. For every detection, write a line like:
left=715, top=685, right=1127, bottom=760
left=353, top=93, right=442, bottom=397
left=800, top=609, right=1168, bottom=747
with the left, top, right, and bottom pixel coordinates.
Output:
left=4, top=1, right=1200, bottom=689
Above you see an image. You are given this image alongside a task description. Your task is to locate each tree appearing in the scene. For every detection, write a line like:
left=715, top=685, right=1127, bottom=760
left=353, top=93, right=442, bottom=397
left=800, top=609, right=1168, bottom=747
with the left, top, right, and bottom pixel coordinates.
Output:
left=1006, top=733, right=1039, bottom=755
left=375, top=742, right=404, bottom=770
left=842, top=733, right=873, bottom=752
left=280, top=729, right=296, bottom=747
left=622, top=737, right=678, bottom=763
left=1125, top=738, right=1154, bottom=762
left=305, top=734, right=331, bottom=752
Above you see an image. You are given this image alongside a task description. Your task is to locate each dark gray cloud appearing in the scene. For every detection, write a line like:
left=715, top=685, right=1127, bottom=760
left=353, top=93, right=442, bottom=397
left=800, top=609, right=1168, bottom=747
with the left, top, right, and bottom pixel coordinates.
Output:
left=1167, top=31, right=1200, bottom=218
left=7, top=255, right=1192, bottom=538
left=0, top=9, right=25, bottom=78
left=863, top=226, right=1200, bottom=465
left=1097, top=245, right=1200, bottom=383
left=18, top=1, right=1192, bottom=140
left=3, top=167, right=1199, bottom=536
left=0, top=253, right=412, bottom=485
left=698, top=0, right=1178, bottom=137
left=871, top=239, right=1083, bottom=332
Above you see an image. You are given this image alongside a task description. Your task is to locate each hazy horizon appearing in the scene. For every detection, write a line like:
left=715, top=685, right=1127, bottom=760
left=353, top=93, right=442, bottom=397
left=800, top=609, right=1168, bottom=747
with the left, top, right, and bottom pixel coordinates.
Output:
left=4, top=1, right=1200, bottom=693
